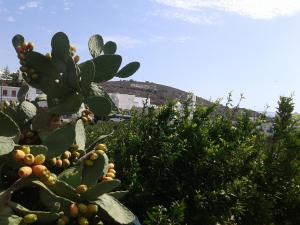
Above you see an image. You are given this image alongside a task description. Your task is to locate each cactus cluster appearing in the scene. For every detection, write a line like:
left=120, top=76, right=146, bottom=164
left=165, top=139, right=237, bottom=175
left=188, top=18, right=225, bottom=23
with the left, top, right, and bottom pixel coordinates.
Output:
left=0, top=32, right=140, bottom=224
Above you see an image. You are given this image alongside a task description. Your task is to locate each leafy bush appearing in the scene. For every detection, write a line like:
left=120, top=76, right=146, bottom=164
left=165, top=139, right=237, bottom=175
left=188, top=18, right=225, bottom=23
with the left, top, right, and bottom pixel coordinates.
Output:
left=87, top=98, right=300, bottom=225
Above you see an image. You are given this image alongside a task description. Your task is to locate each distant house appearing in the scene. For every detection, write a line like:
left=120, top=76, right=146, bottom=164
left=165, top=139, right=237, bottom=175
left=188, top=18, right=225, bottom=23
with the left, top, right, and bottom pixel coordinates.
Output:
left=0, top=85, right=37, bottom=102
left=108, top=93, right=151, bottom=110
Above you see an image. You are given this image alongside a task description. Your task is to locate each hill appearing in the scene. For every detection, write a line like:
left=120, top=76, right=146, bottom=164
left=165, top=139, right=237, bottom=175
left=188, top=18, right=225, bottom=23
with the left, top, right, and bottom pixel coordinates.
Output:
left=101, top=80, right=260, bottom=117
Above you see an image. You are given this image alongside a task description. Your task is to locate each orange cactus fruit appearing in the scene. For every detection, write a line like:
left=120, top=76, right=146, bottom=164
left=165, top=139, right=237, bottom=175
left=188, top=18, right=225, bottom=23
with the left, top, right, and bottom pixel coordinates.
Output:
left=71, top=151, right=81, bottom=159
left=102, top=176, right=113, bottom=181
left=16, top=45, right=24, bottom=53
left=26, top=42, right=34, bottom=51
left=32, top=165, right=47, bottom=177
left=89, top=152, right=98, bottom=161
left=62, top=159, right=70, bottom=168
left=84, top=159, right=94, bottom=166
left=18, top=166, right=32, bottom=178
left=21, top=145, right=31, bottom=154
left=74, top=55, right=80, bottom=63
left=34, top=154, right=46, bottom=165
left=106, top=172, right=116, bottom=178
left=63, top=151, right=72, bottom=159
left=78, top=217, right=89, bottom=225
left=108, top=168, right=116, bottom=175
left=23, top=154, right=35, bottom=165
left=108, top=163, right=115, bottom=169
left=70, top=203, right=79, bottom=218
left=56, top=159, right=63, bottom=168
left=23, top=213, right=38, bottom=223
left=95, top=143, right=107, bottom=151
left=13, top=150, right=26, bottom=161
left=76, top=184, right=88, bottom=194
left=87, top=204, right=98, bottom=214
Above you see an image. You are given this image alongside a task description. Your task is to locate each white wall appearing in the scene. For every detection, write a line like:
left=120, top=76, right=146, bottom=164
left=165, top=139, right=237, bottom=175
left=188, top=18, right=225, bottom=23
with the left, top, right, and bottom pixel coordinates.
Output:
left=0, top=85, right=37, bottom=102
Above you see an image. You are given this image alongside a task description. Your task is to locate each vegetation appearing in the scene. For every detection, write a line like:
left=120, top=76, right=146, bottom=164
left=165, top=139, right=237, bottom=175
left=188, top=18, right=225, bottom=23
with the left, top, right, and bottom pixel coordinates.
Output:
left=86, top=97, right=300, bottom=225
left=0, top=32, right=140, bottom=225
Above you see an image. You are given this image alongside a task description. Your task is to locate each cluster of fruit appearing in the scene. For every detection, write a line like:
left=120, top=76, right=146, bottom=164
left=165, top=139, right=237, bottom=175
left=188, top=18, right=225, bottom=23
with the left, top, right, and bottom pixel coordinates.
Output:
left=84, top=144, right=107, bottom=166
left=49, top=144, right=82, bottom=169
left=64, top=202, right=98, bottom=225
left=16, top=42, right=39, bottom=81
left=81, top=109, right=93, bottom=124
left=69, top=45, right=80, bottom=64
left=12, top=145, right=57, bottom=186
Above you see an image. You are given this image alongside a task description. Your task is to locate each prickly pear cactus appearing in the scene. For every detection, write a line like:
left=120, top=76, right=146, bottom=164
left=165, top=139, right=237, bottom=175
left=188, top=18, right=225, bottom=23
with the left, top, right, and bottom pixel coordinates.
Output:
left=0, top=32, right=140, bottom=225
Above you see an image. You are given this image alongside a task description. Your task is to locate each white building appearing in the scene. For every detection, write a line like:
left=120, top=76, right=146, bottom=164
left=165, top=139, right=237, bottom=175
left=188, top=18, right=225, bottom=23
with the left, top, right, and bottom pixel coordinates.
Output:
left=0, top=85, right=37, bottom=102
left=109, top=93, right=151, bottom=110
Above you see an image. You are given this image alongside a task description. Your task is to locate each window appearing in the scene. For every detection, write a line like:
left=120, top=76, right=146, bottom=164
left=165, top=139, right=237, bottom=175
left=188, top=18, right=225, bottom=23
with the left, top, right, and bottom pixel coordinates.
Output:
left=11, top=90, right=16, bottom=97
left=2, top=90, right=7, bottom=96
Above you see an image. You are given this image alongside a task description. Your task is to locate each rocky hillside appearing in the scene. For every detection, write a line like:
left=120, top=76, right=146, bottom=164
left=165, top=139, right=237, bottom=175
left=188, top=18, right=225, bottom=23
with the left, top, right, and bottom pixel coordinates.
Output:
left=101, top=80, right=260, bottom=117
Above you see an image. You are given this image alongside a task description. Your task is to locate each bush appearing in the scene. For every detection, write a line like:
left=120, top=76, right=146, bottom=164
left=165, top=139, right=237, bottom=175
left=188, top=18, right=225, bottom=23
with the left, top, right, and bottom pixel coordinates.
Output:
left=87, top=98, right=300, bottom=225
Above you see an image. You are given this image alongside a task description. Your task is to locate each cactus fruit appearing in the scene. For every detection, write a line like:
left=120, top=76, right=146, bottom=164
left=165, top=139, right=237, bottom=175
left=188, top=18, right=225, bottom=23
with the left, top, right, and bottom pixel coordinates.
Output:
left=32, top=165, right=47, bottom=177
left=34, top=154, right=46, bottom=165
left=49, top=157, right=57, bottom=166
left=95, top=143, right=107, bottom=151
left=78, top=217, right=89, bottom=225
left=56, top=159, right=63, bottom=168
left=13, top=149, right=26, bottom=161
left=21, top=145, right=31, bottom=154
left=70, top=203, right=79, bottom=218
left=62, top=158, right=71, bottom=168
left=23, top=154, right=35, bottom=165
left=18, top=166, right=32, bottom=178
left=86, top=204, right=98, bottom=214
left=63, top=151, right=72, bottom=159
left=89, top=152, right=98, bottom=161
left=78, top=203, right=88, bottom=214
left=23, top=213, right=38, bottom=223
left=84, top=159, right=94, bottom=166
left=76, top=184, right=88, bottom=194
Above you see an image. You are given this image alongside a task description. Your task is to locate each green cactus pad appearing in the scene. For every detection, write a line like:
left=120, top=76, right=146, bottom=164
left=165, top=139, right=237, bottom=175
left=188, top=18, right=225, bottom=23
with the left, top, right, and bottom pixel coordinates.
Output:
left=103, top=41, right=117, bottom=55
left=47, top=180, right=81, bottom=202
left=12, top=34, right=24, bottom=49
left=51, top=32, right=70, bottom=62
left=62, top=56, right=80, bottom=91
left=94, top=194, right=138, bottom=225
left=48, top=93, right=84, bottom=115
left=79, top=60, right=95, bottom=95
left=58, top=164, right=83, bottom=188
left=39, top=77, right=71, bottom=99
left=88, top=34, right=104, bottom=58
left=81, top=179, right=121, bottom=201
left=84, top=96, right=112, bottom=117
left=17, top=84, right=29, bottom=102
left=0, top=136, right=15, bottom=156
left=0, top=112, right=20, bottom=138
left=93, top=55, right=122, bottom=82
left=29, top=145, right=48, bottom=155
left=108, top=191, right=129, bottom=200
left=43, top=123, right=76, bottom=157
left=116, top=62, right=140, bottom=78
left=82, top=152, right=109, bottom=187
left=18, top=101, right=37, bottom=122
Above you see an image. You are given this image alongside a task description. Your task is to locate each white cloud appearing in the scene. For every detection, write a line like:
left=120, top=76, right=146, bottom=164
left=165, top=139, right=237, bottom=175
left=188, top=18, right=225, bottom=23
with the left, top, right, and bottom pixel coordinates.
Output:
left=5, top=16, right=15, bottom=22
left=104, top=35, right=142, bottom=49
left=154, top=0, right=300, bottom=20
left=18, top=1, right=41, bottom=10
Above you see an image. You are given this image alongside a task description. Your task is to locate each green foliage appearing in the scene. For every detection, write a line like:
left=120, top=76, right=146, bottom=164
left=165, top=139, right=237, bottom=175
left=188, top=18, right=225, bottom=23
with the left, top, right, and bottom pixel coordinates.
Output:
left=86, top=98, right=300, bottom=225
left=0, top=32, right=140, bottom=225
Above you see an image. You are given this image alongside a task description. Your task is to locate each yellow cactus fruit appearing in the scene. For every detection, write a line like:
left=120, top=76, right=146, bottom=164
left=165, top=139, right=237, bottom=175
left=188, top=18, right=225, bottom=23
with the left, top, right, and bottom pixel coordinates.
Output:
left=70, top=45, right=76, bottom=52
left=108, top=168, right=116, bottom=174
left=84, top=159, right=94, bottom=166
left=95, top=150, right=104, bottom=155
left=62, top=159, right=71, bottom=168
left=78, top=217, right=89, bottom=225
left=71, top=151, right=81, bottom=159
left=74, top=55, right=80, bottom=63
left=34, top=154, right=46, bottom=165
left=106, top=172, right=116, bottom=178
left=69, top=144, right=79, bottom=151
left=95, top=143, right=107, bottom=151
left=56, top=159, right=63, bottom=168
left=108, top=163, right=115, bottom=169
left=49, top=157, right=57, bottom=166
left=70, top=203, right=79, bottom=218
left=23, top=154, right=35, bottom=165
left=63, top=151, right=72, bottom=159
left=44, top=175, right=57, bottom=186
left=76, top=184, right=88, bottom=194
left=78, top=203, right=88, bottom=214
left=18, top=166, right=32, bottom=178
left=87, top=204, right=98, bottom=214
left=23, top=213, right=38, bottom=224
left=21, top=145, right=31, bottom=154
left=102, top=176, right=113, bottom=181
left=89, top=152, right=98, bottom=161
left=12, top=150, right=26, bottom=161
left=32, top=165, right=47, bottom=177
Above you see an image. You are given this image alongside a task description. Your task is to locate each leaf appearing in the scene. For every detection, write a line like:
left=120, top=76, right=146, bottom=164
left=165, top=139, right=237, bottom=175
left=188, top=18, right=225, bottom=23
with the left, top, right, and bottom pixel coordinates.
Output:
left=79, top=60, right=95, bottom=95
left=12, top=34, right=24, bottom=49
left=94, top=194, right=138, bottom=225
left=82, top=179, right=121, bottom=200
left=17, top=84, right=29, bottom=102
left=43, top=123, right=76, bottom=158
left=116, top=62, right=140, bottom=78
left=93, top=55, right=122, bottom=82
left=88, top=34, right=104, bottom=58
left=75, top=119, right=86, bottom=150
left=103, top=41, right=117, bottom=55
left=0, top=112, right=20, bottom=139
left=58, top=165, right=83, bottom=188
left=84, top=96, right=112, bottom=117
left=82, top=152, right=109, bottom=187
left=0, top=137, right=15, bottom=156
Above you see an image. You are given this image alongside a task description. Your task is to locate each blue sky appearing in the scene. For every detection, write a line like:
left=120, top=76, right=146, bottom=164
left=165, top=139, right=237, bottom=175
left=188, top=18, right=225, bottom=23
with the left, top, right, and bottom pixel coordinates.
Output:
left=0, top=0, right=300, bottom=112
